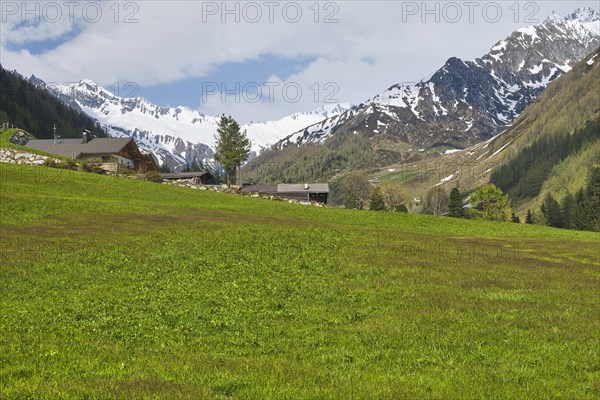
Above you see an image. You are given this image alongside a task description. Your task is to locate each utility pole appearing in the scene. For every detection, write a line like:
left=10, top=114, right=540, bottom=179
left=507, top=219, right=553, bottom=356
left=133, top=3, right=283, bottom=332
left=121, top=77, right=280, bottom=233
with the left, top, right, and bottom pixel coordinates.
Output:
left=53, top=124, right=59, bottom=145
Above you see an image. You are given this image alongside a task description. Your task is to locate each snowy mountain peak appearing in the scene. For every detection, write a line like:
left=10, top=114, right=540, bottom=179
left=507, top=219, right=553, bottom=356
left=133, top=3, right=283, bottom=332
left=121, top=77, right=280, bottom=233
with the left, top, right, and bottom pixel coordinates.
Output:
left=558, top=7, right=599, bottom=24
left=36, top=77, right=352, bottom=171
left=269, top=8, right=599, bottom=153
left=544, top=7, right=599, bottom=32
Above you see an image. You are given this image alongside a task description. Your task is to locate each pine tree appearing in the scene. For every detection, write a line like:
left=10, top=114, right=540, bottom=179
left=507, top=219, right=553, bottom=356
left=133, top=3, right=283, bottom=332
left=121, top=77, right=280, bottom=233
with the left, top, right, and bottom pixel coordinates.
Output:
left=369, top=187, right=387, bottom=211
left=585, top=166, right=600, bottom=231
left=525, top=209, right=533, bottom=224
left=560, top=192, right=575, bottom=229
left=543, top=193, right=562, bottom=228
left=214, top=115, right=251, bottom=186
left=511, top=213, right=520, bottom=223
left=448, top=187, right=464, bottom=218
left=572, top=188, right=587, bottom=230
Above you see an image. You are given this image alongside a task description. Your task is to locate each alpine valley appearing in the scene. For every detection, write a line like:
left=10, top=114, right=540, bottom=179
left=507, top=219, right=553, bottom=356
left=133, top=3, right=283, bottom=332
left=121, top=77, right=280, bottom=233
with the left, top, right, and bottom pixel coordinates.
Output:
left=17, top=7, right=600, bottom=181
left=244, top=7, right=600, bottom=183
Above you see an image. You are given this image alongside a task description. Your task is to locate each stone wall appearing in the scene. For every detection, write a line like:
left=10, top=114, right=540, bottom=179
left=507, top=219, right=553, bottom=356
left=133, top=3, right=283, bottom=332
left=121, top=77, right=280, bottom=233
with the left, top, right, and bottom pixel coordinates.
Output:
left=0, top=148, right=50, bottom=165
left=161, top=179, right=326, bottom=207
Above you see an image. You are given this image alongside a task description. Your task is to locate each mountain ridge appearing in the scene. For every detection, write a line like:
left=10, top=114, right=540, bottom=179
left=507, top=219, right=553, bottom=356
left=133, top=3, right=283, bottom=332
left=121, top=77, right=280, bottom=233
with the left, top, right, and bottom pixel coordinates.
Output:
left=275, top=7, right=599, bottom=151
left=242, top=7, right=599, bottom=184
left=369, top=47, right=600, bottom=218
left=30, top=77, right=352, bottom=171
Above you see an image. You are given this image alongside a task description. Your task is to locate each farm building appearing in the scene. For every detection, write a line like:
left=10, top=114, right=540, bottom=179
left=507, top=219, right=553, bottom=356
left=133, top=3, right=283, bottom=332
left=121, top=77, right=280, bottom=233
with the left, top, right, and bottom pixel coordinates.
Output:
left=160, top=171, right=213, bottom=184
left=25, top=131, right=159, bottom=173
left=243, top=183, right=329, bottom=204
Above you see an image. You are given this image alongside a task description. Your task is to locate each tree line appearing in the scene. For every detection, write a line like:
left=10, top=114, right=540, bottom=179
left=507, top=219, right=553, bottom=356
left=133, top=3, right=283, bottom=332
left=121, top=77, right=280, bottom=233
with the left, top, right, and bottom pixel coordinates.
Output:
left=331, top=170, right=516, bottom=221
left=526, top=165, right=600, bottom=232
left=492, top=118, right=599, bottom=200
left=0, top=66, right=107, bottom=139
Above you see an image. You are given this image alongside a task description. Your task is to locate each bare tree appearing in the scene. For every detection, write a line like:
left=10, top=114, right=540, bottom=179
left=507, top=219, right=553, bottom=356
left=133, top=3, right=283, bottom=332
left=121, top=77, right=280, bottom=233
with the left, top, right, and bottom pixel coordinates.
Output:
left=424, top=186, right=449, bottom=216
left=335, top=171, right=373, bottom=210
left=382, top=184, right=411, bottom=211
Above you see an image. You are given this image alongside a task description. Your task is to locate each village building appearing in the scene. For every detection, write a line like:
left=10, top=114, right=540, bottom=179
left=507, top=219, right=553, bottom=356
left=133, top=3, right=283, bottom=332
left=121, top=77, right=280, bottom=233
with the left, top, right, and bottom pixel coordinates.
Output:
left=25, top=131, right=159, bottom=173
left=243, top=183, right=329, bottom=204
left=160, top=171, right=214, bottom=185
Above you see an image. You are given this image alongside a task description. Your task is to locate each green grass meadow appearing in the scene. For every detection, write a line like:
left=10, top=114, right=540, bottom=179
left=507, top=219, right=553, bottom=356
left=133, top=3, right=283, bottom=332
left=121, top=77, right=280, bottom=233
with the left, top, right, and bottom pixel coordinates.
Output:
left=1, top=164, right=599, bottom=399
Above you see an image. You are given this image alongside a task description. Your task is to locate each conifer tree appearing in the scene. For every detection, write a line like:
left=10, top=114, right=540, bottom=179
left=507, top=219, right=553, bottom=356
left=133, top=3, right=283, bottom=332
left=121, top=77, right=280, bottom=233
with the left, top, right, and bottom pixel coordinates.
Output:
left=578, top=166, right=600, bottom=231
left=543, top=193, right=562, bottom=228
left=560, top=192, right=575, bottom=229
left=571, top=188, right=587, bottom=230
left=214, top=115, right=251, bottom=186
left=525, top=209, right=533, bottom=224
left=586, top=166, right=600, bottom=229
left=448, top=187, right=464, bottom=218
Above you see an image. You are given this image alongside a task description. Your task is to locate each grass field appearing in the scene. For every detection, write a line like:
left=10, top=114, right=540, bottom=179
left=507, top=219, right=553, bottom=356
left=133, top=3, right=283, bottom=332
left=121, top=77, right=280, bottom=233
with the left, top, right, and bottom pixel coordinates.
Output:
left=1, top=164, right=599, bottom=399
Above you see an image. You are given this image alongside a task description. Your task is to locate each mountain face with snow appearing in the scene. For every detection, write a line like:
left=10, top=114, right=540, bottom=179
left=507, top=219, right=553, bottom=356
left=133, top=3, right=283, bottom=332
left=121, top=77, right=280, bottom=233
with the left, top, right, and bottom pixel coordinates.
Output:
left=31, top=78, right=351, bottom=171
left=275, top=8, right=600, bottom=153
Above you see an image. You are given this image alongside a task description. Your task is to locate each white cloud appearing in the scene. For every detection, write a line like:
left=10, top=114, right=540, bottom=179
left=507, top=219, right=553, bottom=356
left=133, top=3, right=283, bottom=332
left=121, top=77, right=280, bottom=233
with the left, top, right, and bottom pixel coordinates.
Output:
left=1, top=1, right=598, bottom=123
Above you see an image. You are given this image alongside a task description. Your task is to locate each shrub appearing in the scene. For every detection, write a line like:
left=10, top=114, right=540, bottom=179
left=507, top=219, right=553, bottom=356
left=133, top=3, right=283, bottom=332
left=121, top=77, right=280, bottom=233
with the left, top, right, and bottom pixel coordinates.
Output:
left=44, top=158, right=59, bottom=168
left=396, top=204, right=409, bottom=213
left=82, top=162, right=106, bottom=175
left=143, top=170, right=163, bottom=183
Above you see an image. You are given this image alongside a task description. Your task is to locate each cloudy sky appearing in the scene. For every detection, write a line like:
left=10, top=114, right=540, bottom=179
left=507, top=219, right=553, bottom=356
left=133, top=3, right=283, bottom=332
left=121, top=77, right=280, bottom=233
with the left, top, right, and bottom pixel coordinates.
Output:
left=1, top=1, right=598, bottom=123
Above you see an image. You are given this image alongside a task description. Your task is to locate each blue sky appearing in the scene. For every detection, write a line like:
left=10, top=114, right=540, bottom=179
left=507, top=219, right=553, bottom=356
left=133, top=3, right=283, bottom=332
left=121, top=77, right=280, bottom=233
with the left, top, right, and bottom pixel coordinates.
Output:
left=1, top=1, right=599, bottom=123
left=134, top=55, right=317, bottom=110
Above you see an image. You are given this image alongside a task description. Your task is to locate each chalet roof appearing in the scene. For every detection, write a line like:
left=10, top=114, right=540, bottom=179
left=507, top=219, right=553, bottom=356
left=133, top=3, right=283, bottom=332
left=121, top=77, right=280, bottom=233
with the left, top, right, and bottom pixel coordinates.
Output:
left=278, top=183, right=329, bottom=193
left=161, top=172, right=212, bottom=179
left=243, top=184, right=278, bottom=193
left=243, top=183, right=329, bottom=194
left=26, top=138, right=133, bottom=158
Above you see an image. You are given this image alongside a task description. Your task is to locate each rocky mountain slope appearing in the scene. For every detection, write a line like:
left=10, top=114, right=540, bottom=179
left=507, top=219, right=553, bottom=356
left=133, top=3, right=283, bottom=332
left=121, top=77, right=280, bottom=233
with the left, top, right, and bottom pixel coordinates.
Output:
left=264, top=8, right=599, bottom=167
left=372, top=47, right=600, bottom=217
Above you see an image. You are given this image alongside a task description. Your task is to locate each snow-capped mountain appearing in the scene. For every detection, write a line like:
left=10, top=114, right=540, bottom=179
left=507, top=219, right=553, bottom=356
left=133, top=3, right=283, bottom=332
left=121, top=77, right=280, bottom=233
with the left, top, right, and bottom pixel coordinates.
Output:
left=276, top=8, right=600, bottom=151
left=32, top=77, right=351, bottom=171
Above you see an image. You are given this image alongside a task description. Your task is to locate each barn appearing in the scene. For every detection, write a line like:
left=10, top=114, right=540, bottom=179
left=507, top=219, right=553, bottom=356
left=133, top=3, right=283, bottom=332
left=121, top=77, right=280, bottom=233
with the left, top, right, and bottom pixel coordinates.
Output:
left=243, top=183, right=329, bottom=204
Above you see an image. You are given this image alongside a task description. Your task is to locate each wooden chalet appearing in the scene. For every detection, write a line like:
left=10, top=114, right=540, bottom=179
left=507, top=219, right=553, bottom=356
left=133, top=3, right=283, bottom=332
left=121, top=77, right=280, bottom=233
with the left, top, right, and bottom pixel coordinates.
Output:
left=25, top=131, right=159, bottom=173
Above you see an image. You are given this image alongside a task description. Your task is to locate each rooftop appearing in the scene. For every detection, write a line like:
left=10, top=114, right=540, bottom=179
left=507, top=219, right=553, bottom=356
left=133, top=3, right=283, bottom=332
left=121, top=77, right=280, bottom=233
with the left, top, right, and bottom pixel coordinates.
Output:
left=243, top=183, right=329, bottom=194
left=26, top=138, right=133, bottom=158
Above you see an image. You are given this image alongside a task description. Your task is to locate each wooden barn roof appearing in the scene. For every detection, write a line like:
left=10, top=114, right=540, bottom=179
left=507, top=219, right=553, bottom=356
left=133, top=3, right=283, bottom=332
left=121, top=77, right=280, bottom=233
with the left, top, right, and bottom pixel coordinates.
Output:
left=26, top=138, right=133, bottom=158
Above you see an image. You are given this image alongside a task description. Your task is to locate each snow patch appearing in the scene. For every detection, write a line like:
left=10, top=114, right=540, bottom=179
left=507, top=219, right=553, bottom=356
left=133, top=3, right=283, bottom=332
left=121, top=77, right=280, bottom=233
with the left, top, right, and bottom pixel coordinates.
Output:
left=517, top=26, right=540, bottom=44
left=443, top=149, right=462, bottom=156
left=436, top=174, right=455, bottom=186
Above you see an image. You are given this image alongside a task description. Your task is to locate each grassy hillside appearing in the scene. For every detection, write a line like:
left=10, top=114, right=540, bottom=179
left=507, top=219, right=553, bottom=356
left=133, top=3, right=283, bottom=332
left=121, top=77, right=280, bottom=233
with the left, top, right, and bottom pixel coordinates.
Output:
left=368, top=48, right=600, bottom=217
left=1, top=163, right=598, bottom=399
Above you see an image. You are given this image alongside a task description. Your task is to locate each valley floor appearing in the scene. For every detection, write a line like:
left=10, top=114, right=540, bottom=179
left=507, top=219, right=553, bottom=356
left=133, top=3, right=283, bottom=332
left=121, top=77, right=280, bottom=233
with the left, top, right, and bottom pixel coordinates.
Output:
left=1, top=165, right=598, bottom=399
